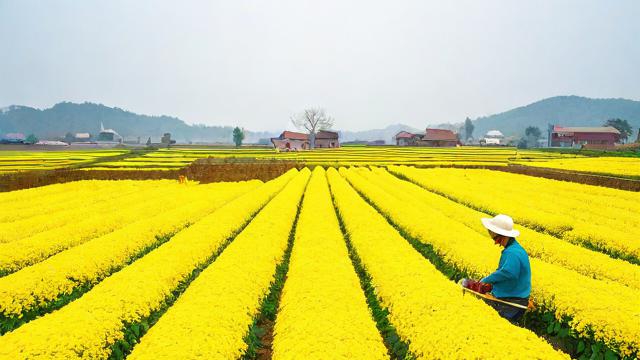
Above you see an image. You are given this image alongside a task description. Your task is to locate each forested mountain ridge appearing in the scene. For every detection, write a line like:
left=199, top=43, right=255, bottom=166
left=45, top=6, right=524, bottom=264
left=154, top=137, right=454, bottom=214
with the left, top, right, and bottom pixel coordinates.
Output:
left=471, top=96, right=640, bottom=138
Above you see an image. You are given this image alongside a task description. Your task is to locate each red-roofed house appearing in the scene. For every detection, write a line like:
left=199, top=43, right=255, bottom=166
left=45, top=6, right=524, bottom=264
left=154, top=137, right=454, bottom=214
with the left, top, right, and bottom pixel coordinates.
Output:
left=271, top=130, right=340, bottom=150
left=395, top=128, right=459, bottom=147
left=394, top=131, right=422, bottom=146
left=419, top=129, right=458, bottom=147
left=271, top=131, right=309, bottom=151
left=550, top=126, right=620, bottom=148
left=314, top=130, right=340, bottom=148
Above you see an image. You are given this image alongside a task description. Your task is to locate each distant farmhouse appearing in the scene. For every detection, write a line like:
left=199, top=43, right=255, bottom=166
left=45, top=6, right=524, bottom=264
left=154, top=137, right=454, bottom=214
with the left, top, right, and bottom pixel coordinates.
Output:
left=483, top=130, right=505, bottom=145
left=271, top=130, right=339, bottom=151
left=97, top=122, right=123, bottom=143
left=550, top=125, right=620, bottom=148
left=271, top=131, right=309, bottom=151
left=314, top=130, right=340, bottom=148
left=74, top=132, right=91, bottom=141
left=0, top=133, right=26, bottom=144
left=394, top=131, right=421, bottom=146
left=394, top=128, right=458, bottom=147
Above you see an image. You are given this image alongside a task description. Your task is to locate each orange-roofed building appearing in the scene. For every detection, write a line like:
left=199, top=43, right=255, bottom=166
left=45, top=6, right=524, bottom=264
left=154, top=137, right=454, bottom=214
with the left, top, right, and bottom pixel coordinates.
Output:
left=314, top=130, right=340, bottom=148
left=271, top=131, right=309, bottom=151
left=395, top=128, right=459, bottom=147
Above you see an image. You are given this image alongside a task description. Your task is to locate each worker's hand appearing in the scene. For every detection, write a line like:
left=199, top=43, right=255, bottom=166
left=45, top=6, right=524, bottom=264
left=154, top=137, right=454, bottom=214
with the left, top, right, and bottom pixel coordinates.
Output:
left=461, top=278, right=480, bottom=290
left=461, top=278, right=472, bottom=288
left=461, top=279, right=493, bottom=294
left=478, top=282, right=493, bottom=294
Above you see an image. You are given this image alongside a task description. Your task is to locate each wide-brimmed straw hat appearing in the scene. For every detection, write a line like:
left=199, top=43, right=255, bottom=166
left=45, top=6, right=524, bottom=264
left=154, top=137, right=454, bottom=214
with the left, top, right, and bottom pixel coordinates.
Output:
left=481, top=214, right=520, bottom=238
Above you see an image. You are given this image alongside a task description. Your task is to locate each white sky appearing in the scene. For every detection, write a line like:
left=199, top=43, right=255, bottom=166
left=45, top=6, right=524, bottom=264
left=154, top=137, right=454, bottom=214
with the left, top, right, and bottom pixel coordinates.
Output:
left=1, top=0, right=639, bottom=131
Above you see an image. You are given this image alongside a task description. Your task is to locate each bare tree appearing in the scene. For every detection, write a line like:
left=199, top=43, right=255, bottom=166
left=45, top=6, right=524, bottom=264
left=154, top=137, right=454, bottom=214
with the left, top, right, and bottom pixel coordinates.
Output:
left=290, top=108, right=334, bottom=149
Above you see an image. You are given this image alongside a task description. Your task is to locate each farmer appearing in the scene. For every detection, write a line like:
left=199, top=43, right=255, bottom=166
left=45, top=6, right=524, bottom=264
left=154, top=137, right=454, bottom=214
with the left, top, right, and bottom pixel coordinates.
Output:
left=479, top=214, right=531, bottom=323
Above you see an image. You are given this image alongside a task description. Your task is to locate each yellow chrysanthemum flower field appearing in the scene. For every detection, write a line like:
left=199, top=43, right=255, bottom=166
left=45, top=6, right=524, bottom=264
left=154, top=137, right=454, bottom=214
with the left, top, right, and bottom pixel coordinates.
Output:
left=0, top=164, right=638, bottom=359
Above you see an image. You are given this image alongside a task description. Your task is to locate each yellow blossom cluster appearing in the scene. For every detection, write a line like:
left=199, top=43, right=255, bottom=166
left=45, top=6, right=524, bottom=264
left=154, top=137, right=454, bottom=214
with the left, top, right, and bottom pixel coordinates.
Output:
left=514, top=156, right=640, bottom=177
left=272, top=167, right=387, bottom=359
left=341, top=167, right=640, bottom=357
left=0, top=150, right=128, bottom=173
left=128, top=169, right=310, bottom=359
left=0, top=180, right=259, bottom=318
left=390, top=166, right=640, bottom=260
left=363, top=167, right=640, bottom=290
left=0, top=179, right=77, bottom=205
left=326, top=168, right=567, bottom=359
left=0, top=180, right=146, bottom=225
left=0, top=169, right=299, bottom=359
left=86, top=146, right=522, bottom=170
left=0, top=180, right=159, bottom=242
left=0, top=181, right=208, bottom=274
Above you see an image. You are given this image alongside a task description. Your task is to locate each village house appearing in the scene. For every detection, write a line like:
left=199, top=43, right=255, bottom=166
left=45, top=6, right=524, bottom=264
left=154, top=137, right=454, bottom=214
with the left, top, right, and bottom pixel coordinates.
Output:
left=313, top=130, right=340, bottom=148
left=74, top=133, right=91, bottom=142
left=395, top=128, right=459, bottom=147
left=395, top=131, right=422, bottom=146
left=97, top=122, right=123, bottom=143
left=0, top=133, right=25, bottom=144
left=271, top=131, right=309, bottom=151
left=271, top=130, right=340, bottom=150
left=483, top=130, right=505, bottom=145
left=550, top=125, right=620, bottom=148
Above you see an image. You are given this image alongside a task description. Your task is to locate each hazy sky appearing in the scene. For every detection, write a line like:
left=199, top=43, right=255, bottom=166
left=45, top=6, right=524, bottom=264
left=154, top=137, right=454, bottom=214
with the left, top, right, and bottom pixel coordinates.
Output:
left=1, top=1, right=639, bottom=131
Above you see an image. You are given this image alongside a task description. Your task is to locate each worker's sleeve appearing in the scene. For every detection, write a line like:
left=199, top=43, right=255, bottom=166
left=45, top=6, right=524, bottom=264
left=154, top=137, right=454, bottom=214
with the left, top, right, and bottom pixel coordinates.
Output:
left=481, top=253, right=521, bottom=284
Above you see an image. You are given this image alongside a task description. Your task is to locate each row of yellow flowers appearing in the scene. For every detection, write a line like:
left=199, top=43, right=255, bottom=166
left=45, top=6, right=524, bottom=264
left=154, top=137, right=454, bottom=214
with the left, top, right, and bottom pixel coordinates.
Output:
left=128, top=169, right=310, bottom=359
left=341, top=167, right=640, bottom=357
left=0, top=180, right=155, bottom=242
left=393, top=166, right=640, bottom=220
left=0, top=182, right=205, bottom=274
left=390, top=166, right=640, bottom=261
left=0, top=181, right=259, bottom=319
left=513, top=156, right=640, bottom=177
left=272, top=168, right=387, bottom=359
left=362, top=167, right=640, bottom=290
left=94, top=146, right=522, bottom=170
left=0, top=179, right=94, bottom=207
left=0, top=169, right=299, bottom=359
left=0, top=150, right=128, bottom=173
left=0, top=180, right=151, bottom=224
left=326, top=168, right=567, bottom=359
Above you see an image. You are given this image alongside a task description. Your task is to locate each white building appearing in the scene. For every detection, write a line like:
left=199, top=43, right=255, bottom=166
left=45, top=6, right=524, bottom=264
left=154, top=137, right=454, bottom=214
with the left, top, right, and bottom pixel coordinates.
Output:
left=74, top=133, right=91, bottom=141
left=484, top=130, right=504, bottom=145
left=97, top=123, right=122, bottom=143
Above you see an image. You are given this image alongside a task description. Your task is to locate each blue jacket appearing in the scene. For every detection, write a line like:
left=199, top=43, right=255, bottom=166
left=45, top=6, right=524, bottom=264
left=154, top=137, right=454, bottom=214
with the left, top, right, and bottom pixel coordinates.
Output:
left=481, top=238, right=531, bottom=298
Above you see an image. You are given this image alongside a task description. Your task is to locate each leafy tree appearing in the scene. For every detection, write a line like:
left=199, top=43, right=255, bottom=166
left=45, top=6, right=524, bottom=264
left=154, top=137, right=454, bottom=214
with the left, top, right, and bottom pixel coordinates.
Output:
left=464, top=117, right=475, bottom=142
left=64, top=132, right=75, bottom=143
left=146, top=137, right=152, bottom=146
left=525, top=126, right=542, bottom=139
left=526, top=126, right=542, bottom=148
left=232, top=127, right=245, bottom=147
left=518, top=126, right=542, bottom=149
left=25, top=134, right=38, bottom=144
left=291, top=108, right=334, bottom=149
left=603, top=118, right=632, bottom=143
left=517, top=137, right=528, bottom=149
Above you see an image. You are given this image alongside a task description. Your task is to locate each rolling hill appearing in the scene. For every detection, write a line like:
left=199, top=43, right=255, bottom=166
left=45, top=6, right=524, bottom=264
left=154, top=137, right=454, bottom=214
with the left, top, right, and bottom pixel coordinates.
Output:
left=471, top=96, right=640, bottom=139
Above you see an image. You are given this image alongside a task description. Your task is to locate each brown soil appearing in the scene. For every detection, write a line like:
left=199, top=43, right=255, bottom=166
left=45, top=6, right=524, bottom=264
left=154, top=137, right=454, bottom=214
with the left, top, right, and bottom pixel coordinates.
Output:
left=255, top=319, right=275, bottom=360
